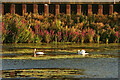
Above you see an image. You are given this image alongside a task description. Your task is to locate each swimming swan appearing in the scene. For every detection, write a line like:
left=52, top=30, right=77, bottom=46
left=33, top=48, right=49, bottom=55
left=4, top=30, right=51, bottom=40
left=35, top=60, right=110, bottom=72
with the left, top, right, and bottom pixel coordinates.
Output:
left=34, top=49, right=44, bottom=57
left=77, top=50, right=89, bottom=56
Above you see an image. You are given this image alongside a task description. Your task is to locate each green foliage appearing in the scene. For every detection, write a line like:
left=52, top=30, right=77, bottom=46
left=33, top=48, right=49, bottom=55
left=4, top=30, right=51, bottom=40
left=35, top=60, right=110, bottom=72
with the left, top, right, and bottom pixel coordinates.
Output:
left=2, top=12, right=120, bottom=43
left=2, top=13, right=35, bottom=43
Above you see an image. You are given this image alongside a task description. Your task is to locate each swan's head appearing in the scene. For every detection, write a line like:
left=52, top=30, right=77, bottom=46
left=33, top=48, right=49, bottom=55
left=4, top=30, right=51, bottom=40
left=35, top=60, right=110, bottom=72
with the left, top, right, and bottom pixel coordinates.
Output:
left=77, top=50, right=80, bottom=53
left=34, top=49, right=36, bottom=52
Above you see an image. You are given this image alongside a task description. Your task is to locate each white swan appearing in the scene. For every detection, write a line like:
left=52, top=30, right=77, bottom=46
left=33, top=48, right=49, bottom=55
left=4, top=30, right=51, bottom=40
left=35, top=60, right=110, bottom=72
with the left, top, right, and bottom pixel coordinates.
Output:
left=34, top=49, right=44, bottom=57
left=77, top=50, right=89, bottom=56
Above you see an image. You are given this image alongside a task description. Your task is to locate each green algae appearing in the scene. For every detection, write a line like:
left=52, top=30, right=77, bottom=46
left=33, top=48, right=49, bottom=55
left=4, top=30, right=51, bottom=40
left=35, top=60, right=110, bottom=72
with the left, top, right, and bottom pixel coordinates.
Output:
left=2, top=68, right=85, bottom=78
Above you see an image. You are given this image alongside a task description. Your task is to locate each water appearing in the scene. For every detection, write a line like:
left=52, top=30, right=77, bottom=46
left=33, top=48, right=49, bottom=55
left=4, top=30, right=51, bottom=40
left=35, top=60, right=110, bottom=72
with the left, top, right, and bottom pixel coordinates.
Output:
left=1, top=43, right=119, bottom=79
left=2, top=58, right=118, bottom=78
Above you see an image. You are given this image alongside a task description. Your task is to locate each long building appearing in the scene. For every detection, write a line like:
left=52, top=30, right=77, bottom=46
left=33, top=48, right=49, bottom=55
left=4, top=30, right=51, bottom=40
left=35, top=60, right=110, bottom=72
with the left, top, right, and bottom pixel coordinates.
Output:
left=1, top=0, right=120, bottom=16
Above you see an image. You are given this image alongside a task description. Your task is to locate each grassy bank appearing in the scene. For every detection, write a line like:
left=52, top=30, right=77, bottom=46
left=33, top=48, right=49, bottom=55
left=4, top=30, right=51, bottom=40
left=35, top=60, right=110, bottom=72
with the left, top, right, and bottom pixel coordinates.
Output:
left=2, top=54, right=119, bottom=60
left=2, top=43, right=119, bottom=60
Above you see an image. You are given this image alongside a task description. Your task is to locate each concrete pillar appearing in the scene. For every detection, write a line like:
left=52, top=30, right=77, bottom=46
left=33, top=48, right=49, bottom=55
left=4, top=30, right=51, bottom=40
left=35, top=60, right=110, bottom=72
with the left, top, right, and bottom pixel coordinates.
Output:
left=2, top=4, right=4, bottom=15
left=55, top=4, right=59, bottom=15
left=88, top=5, right=92, bottom=15
left=33, top=4, right=38, bottom=13
left=22, top=4, right=26, bottom=15
left=109, top=5, right=113, bottom=15
left=66, top=4, right=71, bottom=15
left=98, top=5, right=103, bottom=15
left=44, top=4, right=49, bottom=16
left=77, top=4, right=81, bottom=15
left=10, top=4, right=15, bottom=14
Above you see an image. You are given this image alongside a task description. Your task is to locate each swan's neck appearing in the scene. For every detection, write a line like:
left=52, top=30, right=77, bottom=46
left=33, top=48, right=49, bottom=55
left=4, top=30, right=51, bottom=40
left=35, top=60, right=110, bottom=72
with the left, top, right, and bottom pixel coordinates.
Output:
left=34, top=50, right=36, bottom=57
left=34, top=50, right=36, bottom=54
left=78, top=50, right=80, bottom=54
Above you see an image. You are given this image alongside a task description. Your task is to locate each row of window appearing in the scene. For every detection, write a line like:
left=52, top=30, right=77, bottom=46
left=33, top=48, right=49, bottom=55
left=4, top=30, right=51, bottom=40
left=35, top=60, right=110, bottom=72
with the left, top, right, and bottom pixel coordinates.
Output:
left=3, top=4, right=120, bottom=15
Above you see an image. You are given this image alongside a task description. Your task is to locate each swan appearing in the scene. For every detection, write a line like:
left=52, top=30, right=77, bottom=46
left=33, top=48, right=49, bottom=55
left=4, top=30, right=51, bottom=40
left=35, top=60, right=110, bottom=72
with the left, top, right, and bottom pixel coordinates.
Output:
left=77, top=50, right=89, bottom=56
left=34, top=49, right=44, bottom=57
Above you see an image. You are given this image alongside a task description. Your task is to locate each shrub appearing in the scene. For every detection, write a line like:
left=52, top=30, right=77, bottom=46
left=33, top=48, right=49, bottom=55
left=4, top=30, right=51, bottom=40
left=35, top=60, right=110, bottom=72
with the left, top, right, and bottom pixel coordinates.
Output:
left=86, top=28, right=95, bottom=43
left=2, top=13, right=35, bottom=43
left=2, top=13, right=120, bottom=43
left=44, top=30, right=51, bottom=43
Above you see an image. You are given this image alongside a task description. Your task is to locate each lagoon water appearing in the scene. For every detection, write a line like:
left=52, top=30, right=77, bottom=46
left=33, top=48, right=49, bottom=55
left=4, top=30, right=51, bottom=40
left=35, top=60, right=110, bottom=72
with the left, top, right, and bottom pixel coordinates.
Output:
left=2, top=43, right=119, bottom=79
left=2, top=58, right=118, bottom=78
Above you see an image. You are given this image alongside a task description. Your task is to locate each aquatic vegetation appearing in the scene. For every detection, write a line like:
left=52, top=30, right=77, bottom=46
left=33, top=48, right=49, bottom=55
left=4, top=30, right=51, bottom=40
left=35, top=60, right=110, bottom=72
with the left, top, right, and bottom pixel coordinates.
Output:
left=2, top=68, right=85, bottom=78
left=2, top=43, right=119, bottom=60
left=2, top=53, right=119, bottom=60
left=2, top=43, right=119, bottom=79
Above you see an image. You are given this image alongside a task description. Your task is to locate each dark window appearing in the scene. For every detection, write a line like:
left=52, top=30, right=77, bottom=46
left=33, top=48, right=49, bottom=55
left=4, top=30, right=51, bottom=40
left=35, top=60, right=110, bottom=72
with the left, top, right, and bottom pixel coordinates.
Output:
left=92, top=4, right=98, bottom=14
left=27, top=4, right=33, bottom=13
left=15, top=4, right=22, bottom=15
left=4, top=3, right=11, bottom=14
left=103, top=4, right=109, bottom=15
left=114, top=4, right=120, bottom=13
left=81, top=4, right=88, bottom=15
left=60, top=4, right=66, bottom=14
left=71, top=4, right=77, bottom=14
left=49, top=4, right=55, bottom=15
left=38, top=4, right=44, bottom=15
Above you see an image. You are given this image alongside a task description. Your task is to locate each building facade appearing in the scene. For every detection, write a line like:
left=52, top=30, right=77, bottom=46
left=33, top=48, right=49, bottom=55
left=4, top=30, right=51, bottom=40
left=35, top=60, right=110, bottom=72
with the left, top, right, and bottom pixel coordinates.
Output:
left=2, top=2, right=120, bottom=16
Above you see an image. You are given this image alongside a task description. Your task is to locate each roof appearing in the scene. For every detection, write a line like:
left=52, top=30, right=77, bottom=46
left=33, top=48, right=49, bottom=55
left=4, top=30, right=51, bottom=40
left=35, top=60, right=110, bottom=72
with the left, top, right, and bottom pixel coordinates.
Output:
left=1, top=0, right=120, bottom=4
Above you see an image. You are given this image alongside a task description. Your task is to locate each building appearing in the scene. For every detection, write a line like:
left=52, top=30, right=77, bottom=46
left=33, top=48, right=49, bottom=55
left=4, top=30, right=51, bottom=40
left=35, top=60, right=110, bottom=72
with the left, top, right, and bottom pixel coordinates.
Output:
left=1, top=0, right=120, bottom=16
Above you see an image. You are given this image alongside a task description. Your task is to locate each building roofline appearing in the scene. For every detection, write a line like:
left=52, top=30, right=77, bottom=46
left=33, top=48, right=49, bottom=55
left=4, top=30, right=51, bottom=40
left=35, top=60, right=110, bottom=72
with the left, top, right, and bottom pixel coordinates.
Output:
left=1, top=2, right=120, bottom=4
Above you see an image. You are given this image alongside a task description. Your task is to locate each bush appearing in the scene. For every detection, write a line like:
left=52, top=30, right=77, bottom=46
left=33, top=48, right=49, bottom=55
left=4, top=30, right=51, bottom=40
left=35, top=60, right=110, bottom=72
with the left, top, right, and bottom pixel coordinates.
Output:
left=2, top=13, right=35, bottom=43
left=2, top=13, right=120, bottom=43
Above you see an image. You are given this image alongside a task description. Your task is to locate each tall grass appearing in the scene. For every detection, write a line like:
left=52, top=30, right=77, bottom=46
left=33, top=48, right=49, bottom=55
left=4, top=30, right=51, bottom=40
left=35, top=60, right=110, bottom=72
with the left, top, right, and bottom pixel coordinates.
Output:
left=2, top=13, right=120, bottom=43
